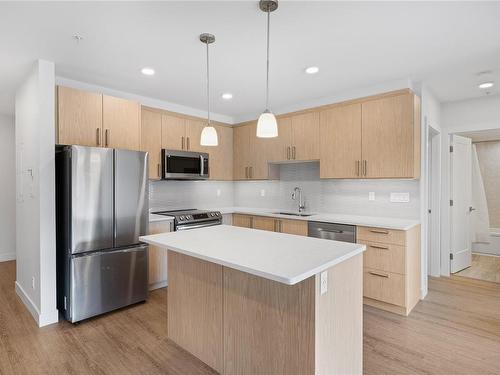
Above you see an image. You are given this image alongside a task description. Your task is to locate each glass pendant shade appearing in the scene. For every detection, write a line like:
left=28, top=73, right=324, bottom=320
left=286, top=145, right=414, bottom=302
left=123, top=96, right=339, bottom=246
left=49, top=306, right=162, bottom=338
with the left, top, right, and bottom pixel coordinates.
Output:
left=200, top=125, right=218, bottom=146
left=256, top=110, right=278, bottom=138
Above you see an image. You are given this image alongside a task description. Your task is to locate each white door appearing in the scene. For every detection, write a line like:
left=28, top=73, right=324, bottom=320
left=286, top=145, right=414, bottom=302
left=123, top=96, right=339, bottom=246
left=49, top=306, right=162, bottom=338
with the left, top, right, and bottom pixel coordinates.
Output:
left=450, top=135, right=472, bottom=273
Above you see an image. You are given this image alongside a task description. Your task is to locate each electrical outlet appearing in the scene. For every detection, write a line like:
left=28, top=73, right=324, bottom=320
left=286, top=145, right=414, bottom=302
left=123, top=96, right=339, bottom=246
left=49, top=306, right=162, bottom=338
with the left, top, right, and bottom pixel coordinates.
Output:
left=368, top=192, right=375, bottom=201
left=390, top=192, right=410, bottom=203
left=216, top=189, right=221, bottom=197
left=31, top=276, right=35, bottom=290
left=320, top=271, right=328, bottom=295
left=260, top=189, right=266, bottom=197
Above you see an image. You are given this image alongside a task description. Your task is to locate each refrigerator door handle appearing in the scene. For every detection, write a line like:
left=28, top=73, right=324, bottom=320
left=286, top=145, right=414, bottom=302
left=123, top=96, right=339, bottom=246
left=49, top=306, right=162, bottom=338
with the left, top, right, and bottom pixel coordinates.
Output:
left=200, top=155, right=204, bottom=176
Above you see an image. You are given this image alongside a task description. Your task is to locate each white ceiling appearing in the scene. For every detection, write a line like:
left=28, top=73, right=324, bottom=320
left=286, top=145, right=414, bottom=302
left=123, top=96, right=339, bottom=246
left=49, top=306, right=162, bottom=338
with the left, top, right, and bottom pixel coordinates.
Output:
left=1, top=1, right=500, bottom=122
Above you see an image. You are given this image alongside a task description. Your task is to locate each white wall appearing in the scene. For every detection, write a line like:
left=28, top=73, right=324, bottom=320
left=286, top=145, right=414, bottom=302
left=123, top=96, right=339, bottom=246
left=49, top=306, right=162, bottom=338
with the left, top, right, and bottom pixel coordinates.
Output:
left=15, top=60, right=58, bottom=327
left=234, top=163, right=420, bottom=219
left=419, top=85, right=442, bottom=290
left=440, top=94, right=500, bottom=276
left=0, top=114, right=16, bottom=262
left=149, top=180, right=234, bottom=211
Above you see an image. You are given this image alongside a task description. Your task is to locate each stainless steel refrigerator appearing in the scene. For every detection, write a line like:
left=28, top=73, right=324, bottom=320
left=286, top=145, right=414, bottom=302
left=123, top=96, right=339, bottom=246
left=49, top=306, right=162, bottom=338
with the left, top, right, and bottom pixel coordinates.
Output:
left=56, top=145, right=149, bottom=323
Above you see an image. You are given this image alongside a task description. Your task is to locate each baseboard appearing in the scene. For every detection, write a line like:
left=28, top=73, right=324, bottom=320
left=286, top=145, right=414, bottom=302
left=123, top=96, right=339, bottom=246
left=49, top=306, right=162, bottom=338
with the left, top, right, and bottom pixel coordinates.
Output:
left=0, top=252, right=16, bottom=262
left=15, top=281, right=41, bottom=325
left=15, top=281, right=59, bottom=327
left=149, top=280, right=168, bottom=291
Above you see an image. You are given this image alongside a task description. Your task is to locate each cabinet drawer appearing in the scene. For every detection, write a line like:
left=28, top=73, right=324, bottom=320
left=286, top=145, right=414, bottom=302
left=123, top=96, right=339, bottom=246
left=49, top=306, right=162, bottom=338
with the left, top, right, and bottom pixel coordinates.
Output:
left=357, top=226, right=405, bottom=246
left=363, top=268, right=405, bottom=307
left=360, top=241, right=405, bottom=274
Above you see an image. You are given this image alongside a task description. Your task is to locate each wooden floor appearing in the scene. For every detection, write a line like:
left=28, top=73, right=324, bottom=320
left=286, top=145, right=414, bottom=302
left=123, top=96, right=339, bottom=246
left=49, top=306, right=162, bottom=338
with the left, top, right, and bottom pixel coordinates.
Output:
left=1, top=260, right=499, bottom=375
left=454, top=253, right=500, bottom=283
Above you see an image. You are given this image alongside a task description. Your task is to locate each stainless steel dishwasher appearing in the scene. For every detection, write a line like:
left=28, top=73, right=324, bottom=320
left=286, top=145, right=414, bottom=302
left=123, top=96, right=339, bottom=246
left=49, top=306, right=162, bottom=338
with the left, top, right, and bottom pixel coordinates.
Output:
left=308, top=221, right=356, bottom=243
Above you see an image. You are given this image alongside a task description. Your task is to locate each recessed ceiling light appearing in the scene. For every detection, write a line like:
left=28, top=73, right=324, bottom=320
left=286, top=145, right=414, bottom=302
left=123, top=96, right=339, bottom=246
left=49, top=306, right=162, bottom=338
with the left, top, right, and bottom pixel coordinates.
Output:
left=141, top=67, right=155, bottom=76
left=221, top=93, right=233, bottom=100
left=478, top=82, right=494, bottom=89
left=305, top=66, right=319, bottom=75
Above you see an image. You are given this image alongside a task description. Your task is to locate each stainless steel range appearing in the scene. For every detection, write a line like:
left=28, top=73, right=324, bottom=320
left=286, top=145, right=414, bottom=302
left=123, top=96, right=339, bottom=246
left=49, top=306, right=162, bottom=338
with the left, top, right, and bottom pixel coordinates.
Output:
left=153, top=209, right=222, bottom=231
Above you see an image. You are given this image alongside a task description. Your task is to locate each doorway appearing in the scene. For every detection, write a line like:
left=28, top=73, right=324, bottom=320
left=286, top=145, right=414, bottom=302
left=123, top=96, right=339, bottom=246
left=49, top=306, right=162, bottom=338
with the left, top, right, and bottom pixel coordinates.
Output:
left=449, top=129, right=500, bottom=283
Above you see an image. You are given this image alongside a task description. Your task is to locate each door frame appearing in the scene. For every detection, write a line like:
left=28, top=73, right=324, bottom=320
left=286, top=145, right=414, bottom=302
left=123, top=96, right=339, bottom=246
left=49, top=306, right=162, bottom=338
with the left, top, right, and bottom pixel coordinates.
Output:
left=427, top=126, right=441, bottom=277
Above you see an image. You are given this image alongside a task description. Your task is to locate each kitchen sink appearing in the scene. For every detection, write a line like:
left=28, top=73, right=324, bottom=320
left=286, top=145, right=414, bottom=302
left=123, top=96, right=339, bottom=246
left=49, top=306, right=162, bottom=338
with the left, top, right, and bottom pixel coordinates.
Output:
left=273, top=212, right=314, bottom=217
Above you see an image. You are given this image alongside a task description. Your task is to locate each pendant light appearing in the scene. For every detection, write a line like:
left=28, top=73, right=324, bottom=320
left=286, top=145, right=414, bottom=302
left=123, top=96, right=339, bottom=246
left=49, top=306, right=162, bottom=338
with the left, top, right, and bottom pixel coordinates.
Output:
left=200, top=33, right=218, bottom=146
left=256, top=0, right=278, bottom=138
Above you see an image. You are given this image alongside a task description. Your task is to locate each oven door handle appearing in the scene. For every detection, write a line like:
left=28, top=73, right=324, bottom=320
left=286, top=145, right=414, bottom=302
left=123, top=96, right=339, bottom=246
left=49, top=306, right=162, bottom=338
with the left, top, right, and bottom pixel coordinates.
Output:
left=176, top=221, right=221, bottom=231
left=200, top=154, right=204, bottom=176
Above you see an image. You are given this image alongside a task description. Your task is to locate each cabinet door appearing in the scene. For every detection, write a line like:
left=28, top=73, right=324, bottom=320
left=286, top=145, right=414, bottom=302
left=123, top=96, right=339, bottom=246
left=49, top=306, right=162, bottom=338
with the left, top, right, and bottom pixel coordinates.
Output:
left=57, top=86, right=103, bottom=147
left=140, top=109, right=162, bottom=179
left=233, top=214, right=252, bottom=228
left=185, top=118, right=207, bottom=152
left=361, top=93, right=415, bottom=178
left=233, top=124, right=251, bottom=180
left=252, top=216, right=276, bottom=232
left=103, top=95, right=140, bottom=150
left=248, top=121, right=269, bottom=180
left=320, top=104, right=362, bottom=178
left=267, top=117, right=292, bottom=162
left=291, top=112, right=320, bottom=161
left=209, top=124, right=233, bottom=181
left=162, top=114, right=186, bottom=150
left=148, top=220, right=172, bottom=289
left=278, top=219, right=308, bottom=236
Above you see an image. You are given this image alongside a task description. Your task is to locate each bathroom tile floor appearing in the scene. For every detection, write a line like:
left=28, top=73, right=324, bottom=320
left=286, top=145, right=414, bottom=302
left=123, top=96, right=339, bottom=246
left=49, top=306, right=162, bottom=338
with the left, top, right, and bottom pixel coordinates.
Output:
left=454, top=253, right=500, bottom=283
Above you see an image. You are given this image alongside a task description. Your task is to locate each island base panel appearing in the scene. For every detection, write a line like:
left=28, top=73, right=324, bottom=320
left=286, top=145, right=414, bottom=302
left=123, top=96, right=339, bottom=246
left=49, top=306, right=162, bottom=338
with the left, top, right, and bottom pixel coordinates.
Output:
left=167, top=250, right=363, bottom=375
left=167, top=251, right=223, bottom=373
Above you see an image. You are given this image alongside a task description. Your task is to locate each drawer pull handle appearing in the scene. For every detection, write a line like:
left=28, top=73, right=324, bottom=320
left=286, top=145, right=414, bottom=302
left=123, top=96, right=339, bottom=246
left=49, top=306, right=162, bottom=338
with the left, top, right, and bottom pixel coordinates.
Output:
left=370, top=229, right=389, bottom=234
left=369, top=271, right=389, bottom=278
left=370, top=245, right=389, bottom=250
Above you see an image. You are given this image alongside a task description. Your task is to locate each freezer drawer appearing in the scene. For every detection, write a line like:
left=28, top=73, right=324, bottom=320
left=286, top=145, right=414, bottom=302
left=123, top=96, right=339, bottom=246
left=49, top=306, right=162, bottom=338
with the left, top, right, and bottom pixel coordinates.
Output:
left=69, top=245, right=148, bottom=322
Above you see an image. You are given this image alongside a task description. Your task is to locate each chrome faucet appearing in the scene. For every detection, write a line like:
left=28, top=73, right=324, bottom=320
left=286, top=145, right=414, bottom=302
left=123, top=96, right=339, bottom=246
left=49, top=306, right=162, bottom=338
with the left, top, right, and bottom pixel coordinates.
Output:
left=291, top=187, right=305, bottom=213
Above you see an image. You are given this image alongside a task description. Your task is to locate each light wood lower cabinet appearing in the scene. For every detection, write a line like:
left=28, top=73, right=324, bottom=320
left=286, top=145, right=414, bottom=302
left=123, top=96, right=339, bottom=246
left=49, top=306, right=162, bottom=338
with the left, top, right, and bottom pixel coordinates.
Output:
left=358, top=225, right=421, bottom=316
left=231, top=214, right=308, bottom=236
left=148, top=220, right=172, bottom=290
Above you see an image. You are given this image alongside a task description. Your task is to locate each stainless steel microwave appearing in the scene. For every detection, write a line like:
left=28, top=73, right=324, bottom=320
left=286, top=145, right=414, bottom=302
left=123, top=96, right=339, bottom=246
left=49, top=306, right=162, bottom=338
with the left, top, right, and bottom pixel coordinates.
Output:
left=161, top=149, right=209, bottom=180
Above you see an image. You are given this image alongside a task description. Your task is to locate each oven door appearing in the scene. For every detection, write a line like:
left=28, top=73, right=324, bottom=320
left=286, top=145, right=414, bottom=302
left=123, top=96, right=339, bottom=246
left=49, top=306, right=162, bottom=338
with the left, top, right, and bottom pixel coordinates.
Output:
left=162, top=150, right=209, bottom=180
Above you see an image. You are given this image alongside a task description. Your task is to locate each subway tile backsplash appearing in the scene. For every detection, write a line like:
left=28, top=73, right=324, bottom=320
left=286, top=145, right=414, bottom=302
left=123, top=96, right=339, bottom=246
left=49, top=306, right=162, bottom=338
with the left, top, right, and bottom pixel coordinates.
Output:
left=150, top=162, right=420, bottom=219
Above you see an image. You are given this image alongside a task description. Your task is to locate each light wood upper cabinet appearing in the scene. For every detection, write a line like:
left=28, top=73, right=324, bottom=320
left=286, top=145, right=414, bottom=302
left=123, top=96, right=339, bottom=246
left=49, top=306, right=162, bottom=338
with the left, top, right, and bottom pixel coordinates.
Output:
left=102, top=95, right=140, bottom=150
left=320, top=103, right=362, bottom=178
left=268, top=117, right=292, bottom=162
left=185, top=118, right=206, bottom=152
left=140, top=109, right=162, bottom=179
left=162, top=114, right=186, bottom=151
left=233, top=124, right=252, bottom=180
left=57, top=86, right=103, bottom=147
left=291, top=112, right=320, bottom=161
left=361, top=93, right=420, bottom=179
left=209, top=124, right=233, bottom=181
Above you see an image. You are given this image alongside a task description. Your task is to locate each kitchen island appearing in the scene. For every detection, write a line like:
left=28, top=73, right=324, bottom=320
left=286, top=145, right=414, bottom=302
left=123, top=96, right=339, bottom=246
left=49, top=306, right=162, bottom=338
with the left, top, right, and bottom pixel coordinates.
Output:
left=140, top=225, right=365, bottom=375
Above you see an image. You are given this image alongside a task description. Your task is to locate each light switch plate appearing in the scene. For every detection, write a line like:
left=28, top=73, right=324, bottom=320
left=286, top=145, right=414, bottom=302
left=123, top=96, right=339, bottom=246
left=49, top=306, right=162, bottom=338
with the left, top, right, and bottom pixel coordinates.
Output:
left=320, top=271, right=328, bottom=295
left=260, top=189, right=266, bottom=197
left=390, top=192, right=410, bottom=203
left=216, top=189, right=221, bottom=197
left=368, top=192, right=375, bottom=201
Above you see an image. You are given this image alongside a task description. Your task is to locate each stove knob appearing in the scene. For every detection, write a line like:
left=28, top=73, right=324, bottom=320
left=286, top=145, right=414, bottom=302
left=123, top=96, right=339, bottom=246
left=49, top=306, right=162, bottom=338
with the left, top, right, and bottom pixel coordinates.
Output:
left=216, top=212, right=220, bottom=216
left=180, top=216, right=185, bottom=220
left=187, top=215, right=192, bottom=219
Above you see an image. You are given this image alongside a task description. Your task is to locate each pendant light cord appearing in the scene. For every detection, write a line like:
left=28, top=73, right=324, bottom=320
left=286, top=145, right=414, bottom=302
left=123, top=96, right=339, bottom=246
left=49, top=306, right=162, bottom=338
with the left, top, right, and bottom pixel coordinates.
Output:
left=206, top=40, right=211, bottom=125
left=265, top=7, right=270, bottom=111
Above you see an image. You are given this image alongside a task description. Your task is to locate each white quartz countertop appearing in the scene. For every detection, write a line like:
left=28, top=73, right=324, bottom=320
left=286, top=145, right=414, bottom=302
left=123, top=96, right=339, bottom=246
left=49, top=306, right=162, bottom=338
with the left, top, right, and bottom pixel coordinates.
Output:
left=140, top=225, right=365, bottom=285
left=149, top=213, right=175, bottom=223
left=204, top=207, right=419, bottom=230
